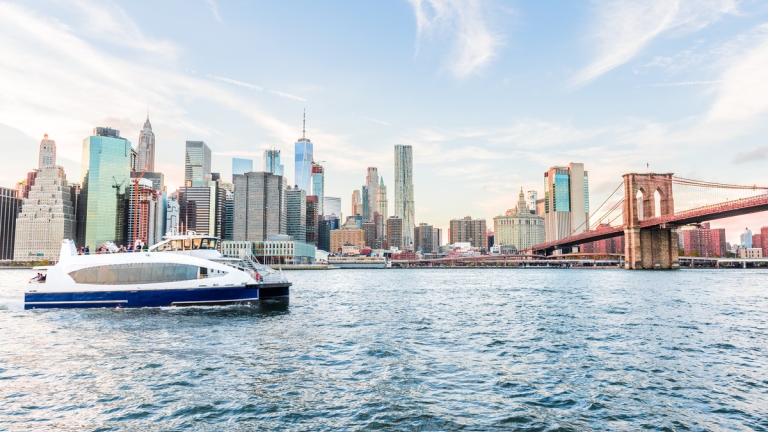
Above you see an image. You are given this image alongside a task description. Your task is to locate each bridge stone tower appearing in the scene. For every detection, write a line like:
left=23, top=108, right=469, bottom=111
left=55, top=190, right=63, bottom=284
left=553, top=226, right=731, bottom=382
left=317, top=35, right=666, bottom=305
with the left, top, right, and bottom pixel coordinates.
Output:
left=623, top=173, right=679, bottom=269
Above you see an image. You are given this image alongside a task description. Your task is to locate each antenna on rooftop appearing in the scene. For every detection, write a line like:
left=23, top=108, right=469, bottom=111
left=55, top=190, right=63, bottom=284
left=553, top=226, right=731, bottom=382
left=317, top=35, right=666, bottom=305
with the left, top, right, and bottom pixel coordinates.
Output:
left=303, top=108, right=306, bottom=140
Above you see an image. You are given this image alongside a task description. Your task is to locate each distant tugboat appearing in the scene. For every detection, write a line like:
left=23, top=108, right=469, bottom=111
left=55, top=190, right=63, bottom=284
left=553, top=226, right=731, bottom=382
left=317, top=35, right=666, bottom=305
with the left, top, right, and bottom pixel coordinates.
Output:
left=25, top=233, right=290, bottom=309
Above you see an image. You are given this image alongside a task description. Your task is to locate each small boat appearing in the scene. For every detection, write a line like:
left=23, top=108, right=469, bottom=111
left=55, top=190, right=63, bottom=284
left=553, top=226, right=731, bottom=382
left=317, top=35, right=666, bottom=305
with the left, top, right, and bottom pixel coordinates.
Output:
left=24, top=234, right=291, bottom=309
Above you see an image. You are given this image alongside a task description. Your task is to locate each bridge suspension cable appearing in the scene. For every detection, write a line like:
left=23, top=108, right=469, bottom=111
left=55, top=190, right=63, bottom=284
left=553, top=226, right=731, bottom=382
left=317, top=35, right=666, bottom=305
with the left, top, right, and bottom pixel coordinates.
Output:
left=568, top=182, right=624, bottom=236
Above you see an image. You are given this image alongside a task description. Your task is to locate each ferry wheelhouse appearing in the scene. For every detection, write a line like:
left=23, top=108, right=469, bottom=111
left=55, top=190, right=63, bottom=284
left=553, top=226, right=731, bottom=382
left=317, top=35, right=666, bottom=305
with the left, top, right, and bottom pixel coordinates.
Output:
left=24, top=234, right=291, bottom=309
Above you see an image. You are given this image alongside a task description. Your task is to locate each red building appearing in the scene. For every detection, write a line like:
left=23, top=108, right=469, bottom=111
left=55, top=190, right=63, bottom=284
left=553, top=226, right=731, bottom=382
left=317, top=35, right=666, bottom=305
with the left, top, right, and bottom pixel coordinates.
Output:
left=582, top=224, right=624, bottom=254
left=680, top=223, right=726, bottom=257
left=761, top=227, right=768, bottom=259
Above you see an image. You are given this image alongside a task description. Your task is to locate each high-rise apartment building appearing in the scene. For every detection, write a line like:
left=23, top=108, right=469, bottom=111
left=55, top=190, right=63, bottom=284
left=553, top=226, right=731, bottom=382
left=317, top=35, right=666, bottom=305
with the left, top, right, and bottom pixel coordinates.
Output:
left=0, top=187, right=21, bottom=260
left=39, top=134, right=56, bottom=169
left=184, top=141, right=212, bottom=186
left=285, top=186, right=307, bottom=243
left=79, top=127, right=132, bottom=249
left=387, top=216, right=403, bottom=250
left=377, top=177, right=388, bottom=237
left=324, top=196, right=341, bottom=217
left=449, top=216, right=487, bottom=249
left=433, top=228, right=443, bottom=251
left=232, top=158, right=253, bottom=178
left=137, top=116, right=155, bottom=172
left=124, top=177, right=164, bottom=247
left=414, top=223, right=436, bottom=253
left=362, top=221, right=376, bottom=249
left=295, top=114, right=313, bottom=192
left=543, top=163, right=589, bottom=242
left=178, top=181, right=225, bottom=237
left=306, top=196, right=318, bottom=246
left=264, top=148, right=284, bottom=176
left=311, top=163, right=324, bottom=215
left=760, top=226, right=768, bottom=259
left=394, top=145, right=415, bottom=247
left=233, top=172, right=287, bottom=241
left=679, top=223, right=726, bottom=257
left=366, top=167, right=378, bottom=222
left=14, top=166, right=75, bottom=261
left=493, top=189, right=545, bottom=252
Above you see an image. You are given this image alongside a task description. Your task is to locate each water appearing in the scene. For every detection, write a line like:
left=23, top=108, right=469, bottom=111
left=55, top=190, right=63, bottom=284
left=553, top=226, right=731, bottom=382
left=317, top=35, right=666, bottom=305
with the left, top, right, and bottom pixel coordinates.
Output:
left=1, top=268, right=767, bottom=430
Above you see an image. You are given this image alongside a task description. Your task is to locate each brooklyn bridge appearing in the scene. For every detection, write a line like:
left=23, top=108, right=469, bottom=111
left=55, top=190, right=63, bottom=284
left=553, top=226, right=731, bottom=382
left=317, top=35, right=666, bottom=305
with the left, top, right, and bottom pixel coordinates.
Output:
left=530, top=173, right=768, bottom=269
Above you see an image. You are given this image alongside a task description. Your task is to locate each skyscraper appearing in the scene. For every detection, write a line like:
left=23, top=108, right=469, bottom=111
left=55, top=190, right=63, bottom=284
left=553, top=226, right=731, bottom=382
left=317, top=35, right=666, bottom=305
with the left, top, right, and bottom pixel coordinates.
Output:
left=232, top=158, right=253, bottom=178
left=38, top=134, right=56, bottom=169
left=318, top=215, right=340, bottom=252
left=351, top=190, right=361, bottom=216
left=377, top=177, right=388, bottom=237
left=361, top=186, right=369, bottom=221
left=543, top=163, right=589, bottom=242
left=295, top=112, right=313, bottom=192
left=306, top=195, right=318, bottom=246
left=264, top=148, right=285, bottom=176
left=79, top=127, right=132, bottom=248
left=14, top=166, right=75, bottom=261
left=233, top=172, right=287, bottom=241
left=394, top=145, right=415, bottom=247
left=285, top=186, right=307, bottom=243
left=324, top=196, right=341, bottom=217
left=414, top=223, right=436, bottom=253
left=137, top=116, right=155, bottom=172
left=0, top=187, right=20, bottom=260
left=366, top=167, right=378, bottom=222
left=449, top=216, right=487, bottom=249
left=311, top=162, right=324, bottom=215
left=125, top=177, right=164, bottom=247
left=184, top=141, right=212, bottom=186
left=178, top=181, right=225, bottom=237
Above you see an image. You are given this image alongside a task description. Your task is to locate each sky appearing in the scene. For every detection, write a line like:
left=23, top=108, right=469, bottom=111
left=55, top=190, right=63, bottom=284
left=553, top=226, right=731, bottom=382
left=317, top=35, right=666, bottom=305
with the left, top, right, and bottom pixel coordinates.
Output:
left=1, top=0, right=768, bottom=244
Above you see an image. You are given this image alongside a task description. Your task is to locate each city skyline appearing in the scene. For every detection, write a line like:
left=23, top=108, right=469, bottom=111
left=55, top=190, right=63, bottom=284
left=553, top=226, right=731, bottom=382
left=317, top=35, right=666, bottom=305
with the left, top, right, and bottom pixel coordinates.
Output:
left=1, top=1, right=768, bottom=243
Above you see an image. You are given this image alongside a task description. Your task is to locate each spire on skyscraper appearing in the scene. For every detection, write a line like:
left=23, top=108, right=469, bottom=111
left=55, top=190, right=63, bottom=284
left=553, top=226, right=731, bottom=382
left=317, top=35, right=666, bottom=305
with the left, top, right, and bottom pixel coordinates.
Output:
left=302, top=108, right=306, bottom=140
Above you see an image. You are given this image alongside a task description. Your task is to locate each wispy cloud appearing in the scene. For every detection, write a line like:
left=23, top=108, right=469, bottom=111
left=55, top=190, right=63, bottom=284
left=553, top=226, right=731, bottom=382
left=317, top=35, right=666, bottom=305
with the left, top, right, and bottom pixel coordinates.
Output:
left=206, top=0, right=224, bottom=25
left=351, top=113, right=391, bottom=127
left=409, top=0, right=504, bottom=79
left=207, top=74, right=263, bottom=91
left=644, top=80, right=722, bottom=87
left=269, top=90, right=306, bottom=101
left=572, top=0, right=737, bottom=87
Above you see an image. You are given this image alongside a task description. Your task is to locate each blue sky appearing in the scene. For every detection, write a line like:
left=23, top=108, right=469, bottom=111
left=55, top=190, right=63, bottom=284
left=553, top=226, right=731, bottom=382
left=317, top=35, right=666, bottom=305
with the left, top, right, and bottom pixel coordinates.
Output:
left=1, top=0, right=768, bottom=243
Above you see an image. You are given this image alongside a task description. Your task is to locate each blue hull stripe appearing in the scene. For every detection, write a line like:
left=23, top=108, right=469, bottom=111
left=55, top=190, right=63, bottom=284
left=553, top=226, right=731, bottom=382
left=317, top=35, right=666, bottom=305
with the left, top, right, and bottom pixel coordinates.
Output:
left=24, top=284, right=289, bottom=309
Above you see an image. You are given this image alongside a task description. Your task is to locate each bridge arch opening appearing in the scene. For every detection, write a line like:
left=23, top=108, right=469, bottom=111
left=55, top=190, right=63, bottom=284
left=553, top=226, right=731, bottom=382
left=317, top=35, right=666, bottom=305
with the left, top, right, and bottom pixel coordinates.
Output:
left=636, top=190, right=645, bottom=220
left=654, top=189, right=662, bottom=218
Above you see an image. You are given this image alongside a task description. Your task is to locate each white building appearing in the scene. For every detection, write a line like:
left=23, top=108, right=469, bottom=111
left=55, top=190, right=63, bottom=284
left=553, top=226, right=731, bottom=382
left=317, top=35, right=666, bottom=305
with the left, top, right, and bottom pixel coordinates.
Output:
left=14, top=166, right=75, bottom=261
left=494, top=188, right=545, bottom=251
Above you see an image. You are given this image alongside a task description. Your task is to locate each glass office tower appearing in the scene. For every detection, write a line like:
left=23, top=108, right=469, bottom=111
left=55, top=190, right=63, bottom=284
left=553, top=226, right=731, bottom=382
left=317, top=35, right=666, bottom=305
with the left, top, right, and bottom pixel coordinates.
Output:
left=295, top=140, right=313, bottom=192
left=79, top=127, right=132, bottom=248
left=232, top=158, right=253, bottom=178
left=185, top=141, right=211, bottom=186
left=264, top=148, right=284, bottom=176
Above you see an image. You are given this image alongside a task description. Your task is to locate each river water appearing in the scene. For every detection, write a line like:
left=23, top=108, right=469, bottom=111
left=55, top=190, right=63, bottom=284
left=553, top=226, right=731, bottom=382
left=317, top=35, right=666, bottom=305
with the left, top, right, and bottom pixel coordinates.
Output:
left=1, top=268, right=767, bottom=430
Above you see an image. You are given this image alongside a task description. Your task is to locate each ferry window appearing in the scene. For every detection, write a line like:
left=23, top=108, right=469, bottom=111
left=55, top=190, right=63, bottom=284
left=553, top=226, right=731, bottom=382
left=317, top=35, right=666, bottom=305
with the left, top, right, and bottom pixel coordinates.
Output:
left=170, top=240, right=182, bottom=251
left=84, top=267, right=98, bottom=284
left=69, top=264, right=201, bottom=285
left=192, top=239, right=202, bottom=250
left=163, top=265, right=176, bottom=282
left=151, top=264, right=165, bottom=282
left=199, top=238, right=212, bottom=250
left=106, top=267, right=119, bottom=284
left=97, top=266, right=110, bottom=284
left=118, top=265, right=131, bottom=284
left=183, top=239, right=192, bottom=250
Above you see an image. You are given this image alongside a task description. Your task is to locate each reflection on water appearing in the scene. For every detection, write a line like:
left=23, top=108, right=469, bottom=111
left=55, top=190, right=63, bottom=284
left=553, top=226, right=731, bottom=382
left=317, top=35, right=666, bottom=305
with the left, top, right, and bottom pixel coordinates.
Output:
left=1, top=268, right=768, bottom=430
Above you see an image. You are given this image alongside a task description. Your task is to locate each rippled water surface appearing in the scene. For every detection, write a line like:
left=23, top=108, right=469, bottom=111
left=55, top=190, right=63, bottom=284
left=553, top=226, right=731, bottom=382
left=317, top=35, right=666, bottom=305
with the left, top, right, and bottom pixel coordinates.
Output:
left=1, top=268, right=768, bottom=430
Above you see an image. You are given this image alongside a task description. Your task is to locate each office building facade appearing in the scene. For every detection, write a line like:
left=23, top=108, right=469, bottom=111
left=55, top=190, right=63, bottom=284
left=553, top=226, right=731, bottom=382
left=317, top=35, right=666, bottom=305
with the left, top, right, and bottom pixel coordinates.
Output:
left=285, top=186, right=307, bottom=243
left=311, top=162, right=324, bottom=215
left=330, top=228, right=365, bottom=253
left=184, top=141, right=212, bottom=186
left=39, top=134, right=56, bottom=169
left=79, top=127, right=132, bottom=249
left=493, top=189, right=545, bottom=251
left=318, top=215, right=340, bottom=252
left=394, top=145, right=415, bottom=247
left=351, top=190, right=362, bottom=216
left=295, top=125, right=313, bottom=193
left=306, top=195, right=318, bottom=246
left=414, top=223, right=436, bottom=253
left=366, top=167, right=378, bottom=222
left=543, top=163, right=589, bottom=242
left=233, top=172, right=286, bottom=241
left=264, top=148, right=284, bottom=176
left=0, top=187, right=21, bottom=260
left=377, top=177, right=388, bottom=237
left=14, top=166, right=75, bottom=261
left=232, top=158, right=253, bottom=178
left=178, top=181, right=225, bottom=237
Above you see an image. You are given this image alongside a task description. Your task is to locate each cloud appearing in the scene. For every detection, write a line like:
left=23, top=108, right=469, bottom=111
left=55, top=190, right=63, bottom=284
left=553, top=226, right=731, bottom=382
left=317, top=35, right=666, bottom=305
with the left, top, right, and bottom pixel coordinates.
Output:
left=409, top=0, right=504, bottom=78
left=269, top=90, right=307, bottom=101
left=572, top=0, right=737, bottom=87
left=644, top=80, right=721, bottom=87
left=351, top=113, right=391, bottom=127
left=206, top=0, right=224, bottom=25
left=732, top=146, right=768, bottom=164
left=207, top=74, right=263, bottom=91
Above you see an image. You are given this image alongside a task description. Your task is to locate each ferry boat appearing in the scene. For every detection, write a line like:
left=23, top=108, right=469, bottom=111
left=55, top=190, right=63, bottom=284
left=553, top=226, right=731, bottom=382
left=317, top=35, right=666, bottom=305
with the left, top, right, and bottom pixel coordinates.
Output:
left=24, top=234, right=291, bottom=309
left=327, top=256, right=389, bottom=269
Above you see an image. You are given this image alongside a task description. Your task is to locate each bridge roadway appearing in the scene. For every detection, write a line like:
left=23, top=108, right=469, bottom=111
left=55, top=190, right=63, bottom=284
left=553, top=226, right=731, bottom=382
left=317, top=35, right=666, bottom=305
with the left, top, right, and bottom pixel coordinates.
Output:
left=532, top=193, right=768, bottom=253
